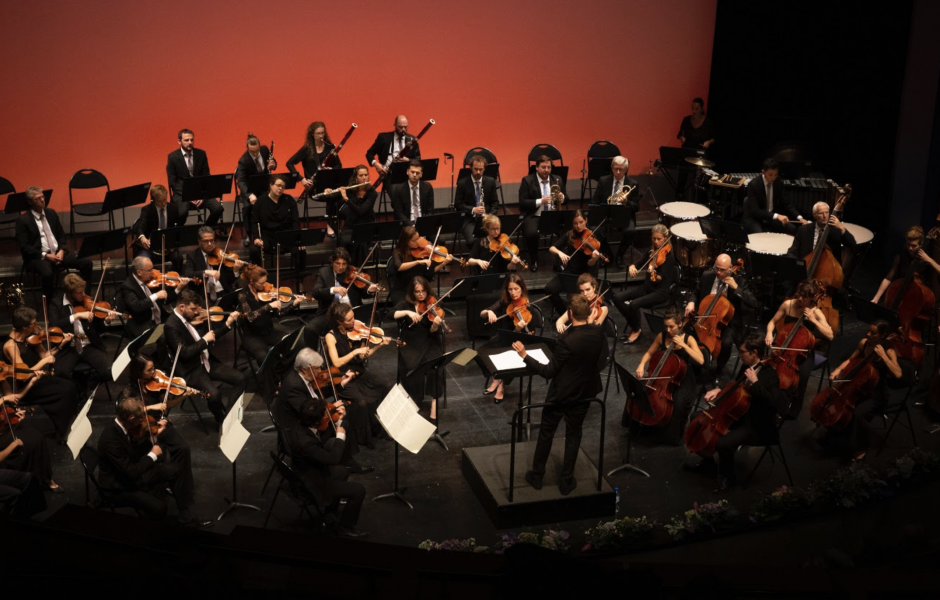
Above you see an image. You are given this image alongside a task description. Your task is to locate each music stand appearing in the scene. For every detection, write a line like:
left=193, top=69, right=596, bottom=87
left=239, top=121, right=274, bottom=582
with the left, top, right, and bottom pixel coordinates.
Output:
left=537, top=209, right=574, bottom=240
left=153, top=224, right=203, bottom=255
left=658, top=146, right=705, bottom=195
left=77, top=228, right=128, bottom=260
left=404, top=347, right=472, bottom=450
left=350, top=220, right=403, bottom=271
left=416, top=211, right=464, bottom=301
left=248, top=172, right=298, bottom=198
left=299, top=168, right=354, bottom=229
left=699, top=217, right=749, bottom=247
left=643, top=311, right=667, bottom=338
left=5, top=189, right=52, bottom=213
left=453, top=273, right=506, bottom=343
left=608, top=362, right=652, bottom=478
left=103, top=182, right=150, bottom=231
left=475, top=339, right=553, bottom=441
left=851, top=294, right=901, bottom=330
left=498, top=214, right=523, bottom=240
left=181, top=173, right=233, bottom=203
left=457, top=163, right=500, bottom=182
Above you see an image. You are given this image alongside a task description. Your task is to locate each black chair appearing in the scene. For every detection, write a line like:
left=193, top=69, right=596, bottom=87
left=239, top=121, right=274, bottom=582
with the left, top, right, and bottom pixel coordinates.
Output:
left=79, top=446, right=141, bottom=515
left=463, top=146, right=507, bottom=214
left=263, top=450, right=327, bottom=530
left=0, top=176, right=18, bottom=237
left=742, top=413, right=795, bottom=489
left=876, top=374, right=920, bottom=455
left=260, top=399, right=290, bottom=495
left=69, top=169, right=112, bottom=237
left=580, top=140, right=621, bottom=204
left=527, top=143, right=563, bottom=167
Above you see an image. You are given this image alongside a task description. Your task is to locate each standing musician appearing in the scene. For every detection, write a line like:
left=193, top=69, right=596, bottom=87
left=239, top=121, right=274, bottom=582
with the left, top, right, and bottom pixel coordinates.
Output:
left=323, top=303, right=392, bottom=446
left=234, top=132, right=276, bottom=244
left=287, top=121, right=340, bottom=238
left=764, top=279, right=834, bottom=412
left=15, top=186, right=93, bottom=300
left=249, top=175, right=305, bottom=272
left=3, top=307, right=79, bottom=439
left=871, top=225, right=940, bottom=304
left=97, top=396, right=211, bottom=527
left=387, top=226, right=453, bottom=307
left=329, top=165, right=377, bottom=264
left=394, top=277, right=445, bottom=426
left=613, top=223, right=676, bottom=345
left=545, top=210, right=606, bottom=317
left=743, top=159, right=806, bottom=235
left=117, top=256, right=183, bottom=339
left=675, top=98, right=716, bottom=199
left=704, top=334, right=789, bottom=492
left=390, top=160, right=434, bottom=227
left=288, top=397, right=369, bottom=538
left=556, top=273, right=610, bottom=334
left=163, top=289, right=246, bottom=423
left=635, top=307, right=705, bottom=445
left=480, top=274, right=542, bottom=404
left=166, top=128, right=223, bottom=226
left=454, top=155, right=500, bottom=246
left=0, top=388, right=60, bottom=493
left=684, top=254, right=760, bottom=379
left=519, top=155, right=569, bottom=271
left=132, top=184, right=184, bottom=272
left=48, top=273, right=114, bottom=386
left=235, top=264, right=302, bottom=368
left=591, top=156, right=640, bottom=269
left=185, top=226, right=239, bottom=299
left=365, top=114, right=421, bottom=177
left=512, top=294, right=607, bottom=495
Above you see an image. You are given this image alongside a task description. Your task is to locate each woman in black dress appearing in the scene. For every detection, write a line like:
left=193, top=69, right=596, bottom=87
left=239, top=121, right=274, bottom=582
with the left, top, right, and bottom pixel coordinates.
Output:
left=612, top=224, right=676, bottom=346
left=249, top=175, right=304, bottom=270
left=3, top=307, right=79, bottom=438
left=328, top=165, right=377, bottom=265
left=871, top=225, right=940, bottom=305
left=544, top=210, right=605, bottom=317
left=635, top=307, right=704, bottom=445
left=1, top=379, right=59, bottom=492
left=236, top=264, right=301, bottom=365
left=465, top=215, right=524, bottom=275
left=393, top=276, right=445, bottom=424
left=676, top=97, right=716, bottom=198
left=555, top=273, right=611, bottom=336
left=387, top=225, right=453, bottom=307
left=287, top=121, right=341, bottom=237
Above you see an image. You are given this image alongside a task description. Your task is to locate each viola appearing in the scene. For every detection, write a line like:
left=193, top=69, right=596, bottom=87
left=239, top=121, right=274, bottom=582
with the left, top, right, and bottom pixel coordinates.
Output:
left=347, top=320, right=405, bottom=346
left=314, top=364, right=345, bottom=387
left=571, top=228, right=609, bottom=262
left=344, top=267, right=386, bottom=292
left=203, top=307, right=238, bottom=322
left=692, top=259, right=745, bottom=358
left=488, top=234, right=529, bottom=270
left=631, top=317, right=692, bottom=427
left=26, top=327, right=67, bottom=347
left=649, top=245, right=672, bottom=282
left=590, top=296, right=605, bottom=324
left=411, top=237, right=451, bottom=263
left=221, top=252, right=250, bottom=269
left=0, top=403, right=29, bottom=428
left=0, top=361, right=41, bottom=382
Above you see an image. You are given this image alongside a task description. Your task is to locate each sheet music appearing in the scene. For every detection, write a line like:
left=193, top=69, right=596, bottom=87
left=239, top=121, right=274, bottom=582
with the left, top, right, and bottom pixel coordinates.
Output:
left=526, top=348, right=550, bottom=365
left=219, top=393, right=252, bottom=462
left=67, top=392, right=96, bottom=460
left=111, top=346, right=132, bottom=381
left=490, top=350, right=526, bottom=371
left=450, top=348, right=478, bottom=367
left=376, top=384, right=436, bottom=454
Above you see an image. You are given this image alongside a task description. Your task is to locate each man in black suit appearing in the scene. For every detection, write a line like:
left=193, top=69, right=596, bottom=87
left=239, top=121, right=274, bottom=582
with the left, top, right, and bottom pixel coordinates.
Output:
left=49, top=273, right=113, bottom=385
left=743, top=159, right=805, bottom=234
left=288, top=397, right=368, bottom=537
left=132, top=184, right=184, bottom=272
left=116, top=256, right=182, bottom=339
left=97, top=397, right=210, bottom=526
left=591, top=156, right=640, bottom=269
left=786, top=201, right=857, bottom=267
left=166, top=128, right=223, bottom=226
left=518, top=155, right=569, bottom=271
left=390, top=160, right=434, bottom=226
left=15, top=186, right=93, bottom=299
left=305, top=248, right=378, bottom=342
left=684, top=254, right=760, bottom=378
left=234, top=133, right=276, bottom=245
left=365, top=115, right=421, bottom=176
left=184, top=226, right=237, bottom=299
left=454, top=154, right=500, bottom=246
left=164, top=289, right=246, bottom=423
left=512, top=294, right=607, bottom=495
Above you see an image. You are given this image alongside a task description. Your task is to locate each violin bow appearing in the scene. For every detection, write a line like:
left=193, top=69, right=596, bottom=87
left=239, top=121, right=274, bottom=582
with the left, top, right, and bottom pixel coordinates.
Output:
left=307, top=357, right=338, bottom=434
left=491, top=294, right=553, bottom=323
left=221, top=219, right=234, bottom=255
left=428, top=225, right=442, bottom=261
left=161, top=234, right=167, bottom=294
left=41, top=295, right=51, bottom=357
left=635, top=233, right=673, bottom=273
left=161, top=343, right=183, bottom=420
left=91, top=257, right=109, bottom=308
left=319, top=337, right=345, bottom=428
left=353, top=241, right=380, bottom=285
left=138, top=379, right=157, bottom=446
left=410, top=279, right=464, bottom=328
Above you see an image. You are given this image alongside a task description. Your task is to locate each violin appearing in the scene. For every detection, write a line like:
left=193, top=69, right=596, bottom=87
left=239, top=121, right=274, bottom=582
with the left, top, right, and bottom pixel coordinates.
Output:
left=347, top=320, right=405, bottom=346
left=416, top=295, right=453, bottom=333
left=692, top=259, right=745, bottom=358
left=276, top=287, right=315, bottom=304
left=0, top=403, right=30, bottom=428
left=26, top=327, right=68, bottom=347
left=488, top=234, right=529, bottom=270
left=0, top=361, right=41, bottom=381
left=318, top=401, right=345, bottom=432
left=221, top=252, right=250, bottom=269
left=314, top=364, right=345, bottom=387
left=81, top=295, right=130, bottom=320
left=344, top=267, right=386, bottom=292
left=507, top=297, right=534, bottom=331
left=634, top=235, right=672, bottom=282
left=411, top=237, right=452, bottom=263
left=147, top=271, right=200, bottom=289
left=256, top=282, right=277, bottom=302
left=203, top=307, right=238, bottom=322
left=630, top=316, right=692, bottom=427
left=144, top=369, right=208, bottom=399
left=571, top=227, right=609, bottom=262
left=589, top=295, right=605, bottom=324
left=205, top=248, right=224, bottom=267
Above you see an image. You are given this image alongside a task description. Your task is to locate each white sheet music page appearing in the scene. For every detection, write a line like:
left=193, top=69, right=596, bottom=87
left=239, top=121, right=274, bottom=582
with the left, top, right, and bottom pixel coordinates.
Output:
left=376, top=384, right=436, bottom=454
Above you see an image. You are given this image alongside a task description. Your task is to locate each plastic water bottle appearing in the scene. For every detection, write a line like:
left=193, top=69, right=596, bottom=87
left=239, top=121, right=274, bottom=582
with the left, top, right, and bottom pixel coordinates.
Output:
left=614, top=487, right=620, bottom=515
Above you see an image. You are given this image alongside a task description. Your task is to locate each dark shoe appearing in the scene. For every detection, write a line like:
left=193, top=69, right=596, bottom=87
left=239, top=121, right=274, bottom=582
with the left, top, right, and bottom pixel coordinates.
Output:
left=558, top=477, right=577, bottom=496
left=483, top=377, right=496, bottom=395
left=328, top=233, right=336, bottom=239
left=525, top=470, right=543, bottom=490
left=530, top=263, right=538, bottom=273
left=48, top=484, right=65, bottom=494
left=337, top=526, right=369, bottom=538
left=622, top=331, right=642, bottom=345
left=347, top=462, right=375, bottom=475
left=682, top=456, right=716, bottom=473
left=493, top=396, right=503, bottom=405
left=181, top=518, right=214, bottom=529
left=713, top=477, right=736, bottom=494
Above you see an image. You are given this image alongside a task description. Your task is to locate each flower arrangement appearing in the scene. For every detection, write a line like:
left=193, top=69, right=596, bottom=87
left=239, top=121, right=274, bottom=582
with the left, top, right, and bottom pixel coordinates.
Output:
left=417, top=537, right=485, bottom=553
left=493, top=529, right=570, bottom=553
left=816, top=463, right=888, bottom=509
left=749, top=485, right=817, bottom=523
left=886, top=448, right=940, bottom=482
left=582, top=515, right=655, bottom=552
left=664, top=500, right=739, bottom=541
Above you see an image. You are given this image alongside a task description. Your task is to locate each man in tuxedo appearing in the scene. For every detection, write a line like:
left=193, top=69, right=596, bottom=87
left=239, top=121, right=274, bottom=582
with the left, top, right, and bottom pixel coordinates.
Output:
left=234, top=133, right=276, bottom=245
left=164, top=289, right=246, bottom=423
left=743, top=159, right=805, bottom=234
left=454, top=154, right=500, bottom=246
left=365, top=115, right=421, bottom=176
left=288, top=397, right=368, bottom=538
left=684, top=254, right=760, bottom=379
left=48, top=273, right=113, bottom=386
left=15, top=186, right=93, bottom=299
left=166, top=128, right=223, bottom=226
left=184, top=226, right=237, bottom=299
left=591, top=156, right=640, bottom=269
left=518, top=155, right=569, bottom=271
left=390, top=160, right=434, bottom=226
left=787, top=201, right=857, bottom=267
left=305, top=248, right=378, bottom=342
left=117, top=256, right=183, bottom=339
left=512, top=294, right=606, bottom=495
left=97, top=397, right=211, bottom=526
left=133, top=184, right=184, bottom=272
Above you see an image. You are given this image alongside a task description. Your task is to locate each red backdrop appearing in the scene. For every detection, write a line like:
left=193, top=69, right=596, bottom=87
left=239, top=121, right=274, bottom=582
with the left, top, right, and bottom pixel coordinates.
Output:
left=2, top=0, right=716, bottom=205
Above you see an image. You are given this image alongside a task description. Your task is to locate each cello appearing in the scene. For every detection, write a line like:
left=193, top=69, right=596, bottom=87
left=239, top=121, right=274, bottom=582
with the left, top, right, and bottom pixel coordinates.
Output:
left=883, top=247, right=935, bottom=370
left=803, top=185, right=851, bottom=333
left=692, top=259, right=744, bottom=358
left=767, top=288, right=822, bottom=392
left=630, top=316, right=692, bottom=427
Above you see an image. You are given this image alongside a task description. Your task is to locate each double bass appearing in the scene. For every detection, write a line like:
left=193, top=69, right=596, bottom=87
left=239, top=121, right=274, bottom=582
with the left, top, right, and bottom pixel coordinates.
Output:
left=692, top=259, right=744, bottom=358
left=630, top=317, right=692, bottom=427
left=803, top=185, right=851, bottom=332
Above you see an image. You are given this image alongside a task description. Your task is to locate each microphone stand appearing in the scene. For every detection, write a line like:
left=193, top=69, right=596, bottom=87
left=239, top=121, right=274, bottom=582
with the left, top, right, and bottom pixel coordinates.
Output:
left=444, top=153, right=455, bottom=210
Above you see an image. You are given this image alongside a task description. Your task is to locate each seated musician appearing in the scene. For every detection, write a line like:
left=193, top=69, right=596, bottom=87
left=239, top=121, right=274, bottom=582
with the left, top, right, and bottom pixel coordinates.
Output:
left=166, top=128, right=223, bottom=227
left=454, top=154, right=500, bottom=247
left=164, top=289, right=246, bottom=423
left=387, top=227, right=453, bottom=307
left=394, top=276, right=446, bottom=426
left=1, top=386, right=60, bottom=493
left=234, top=132, right=276, bottom=244
left=288, top=121, right=340, bottom=238
left=185, top=226, right=239, bottom=298
left=705, top=334, right=790, bottom=492
left=635, top=307, right=704, bottom=445
left=97, top=396, right=211, bottom=527
left=249, top=175, right=305, bottom=271
left=3, top=307, right=79, bottom=440
left=15, top=186, right=93, bottom=300
left=390, top=160, right=434, bottom=227
left=324, top=302, right=392, bottom=447
left=545, top=210, right=605, bottom=317
left=464, top=215, right=523, bottom=275
left=742, top=159, right=805, bottom=235
left=871, top=225, right=940, bottom=304
left=613, top=224, right=676, bottom=345
left=591, top=156, right=640, bottom=269
left=684, top=254, right=760, bottom=379
left=331, top=165, right=377, bottom=264
left=288, top=397, right=368, bottom=538
left=519, top=155, right=569, bottom=271
left=555, top=273, right=610, bottom=335
left=0, top=457, right=47, bottom=518
left=132, top=184, right=184, bottom=272
left=787, top=201, right=856, bottom=263
left=117, top=256, right=183, bottom=339
left=480, top=273, right=542, bottom=404
left=764, top=279, right=834, bottom=413
left=48, top=273, right=114, bottom=389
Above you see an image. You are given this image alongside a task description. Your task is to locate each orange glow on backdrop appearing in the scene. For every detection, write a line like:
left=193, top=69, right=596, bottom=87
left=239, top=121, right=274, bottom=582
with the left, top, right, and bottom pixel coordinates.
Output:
left=2, top=0, right=715, bottom=204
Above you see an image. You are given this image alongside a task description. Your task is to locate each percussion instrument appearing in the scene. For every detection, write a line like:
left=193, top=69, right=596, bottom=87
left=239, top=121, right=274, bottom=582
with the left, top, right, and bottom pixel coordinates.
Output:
left=684, top=156, right=715, bottom=168
left=670, top=221, right=717, bottom=269
left=843, top=223, right=874, bottom=246
left=745, top=232, right=793, bottom=256
left=658, top=201, right=710, bottom=228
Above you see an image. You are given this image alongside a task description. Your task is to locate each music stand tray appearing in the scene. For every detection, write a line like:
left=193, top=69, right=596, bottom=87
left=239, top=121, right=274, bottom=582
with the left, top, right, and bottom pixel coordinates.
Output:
left=309, top=168, right=355, bottom=196
left=452, top=273, right=505, bottom=297
left=102, top=182, right=151, bottom=213
left=416, top=211, right=463, bottom=237
left=585, top=204, right=630, bottom=229
left=457, top=163, right=500, bottom=182
left=5, top=189, right=52, bottom=213
left=181, top=174, right=233, bottom=202
left=152, top=224, right=203, bottom=252
left=350, top=220, right=403, bottom=244
left=699, top=217, right=748, bottom=246
left=417, top=158, right=440, bottom=183
left=538, top=210, right=574, bottom=238
left=274, top=228, right=328, bottom=249
left=78, top=229, right=128, bottom=259
left=587, top=158, right=614, bottom=182
left=248, top=172, right=298, bottom=197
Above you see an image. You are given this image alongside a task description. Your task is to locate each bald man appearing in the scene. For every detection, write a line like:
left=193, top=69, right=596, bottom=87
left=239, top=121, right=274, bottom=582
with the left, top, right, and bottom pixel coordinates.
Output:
left=684, top=254, right=759, bottom=379
left=365, top=115, right=421, bottom=177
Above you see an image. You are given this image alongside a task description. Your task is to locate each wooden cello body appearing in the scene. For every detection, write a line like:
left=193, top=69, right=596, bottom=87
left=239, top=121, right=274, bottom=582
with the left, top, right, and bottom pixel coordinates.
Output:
left=884, top=264, right=935, bottom=370
left=693, top=259, right=744, bottom=358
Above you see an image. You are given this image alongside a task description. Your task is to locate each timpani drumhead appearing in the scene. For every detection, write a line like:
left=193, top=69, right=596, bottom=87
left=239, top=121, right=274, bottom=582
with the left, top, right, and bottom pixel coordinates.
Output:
left=843, top=223, right=874, bottom=245
left=659, top=201, right=711, bottom=221
left=746, top=232, right=793, bottom=256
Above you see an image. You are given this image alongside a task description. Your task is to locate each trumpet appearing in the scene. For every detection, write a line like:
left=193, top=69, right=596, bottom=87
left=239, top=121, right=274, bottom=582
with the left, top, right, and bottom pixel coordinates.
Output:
left=550, top=184, right=563, bottom=211
left=607, top=183, right=635, bottom=205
